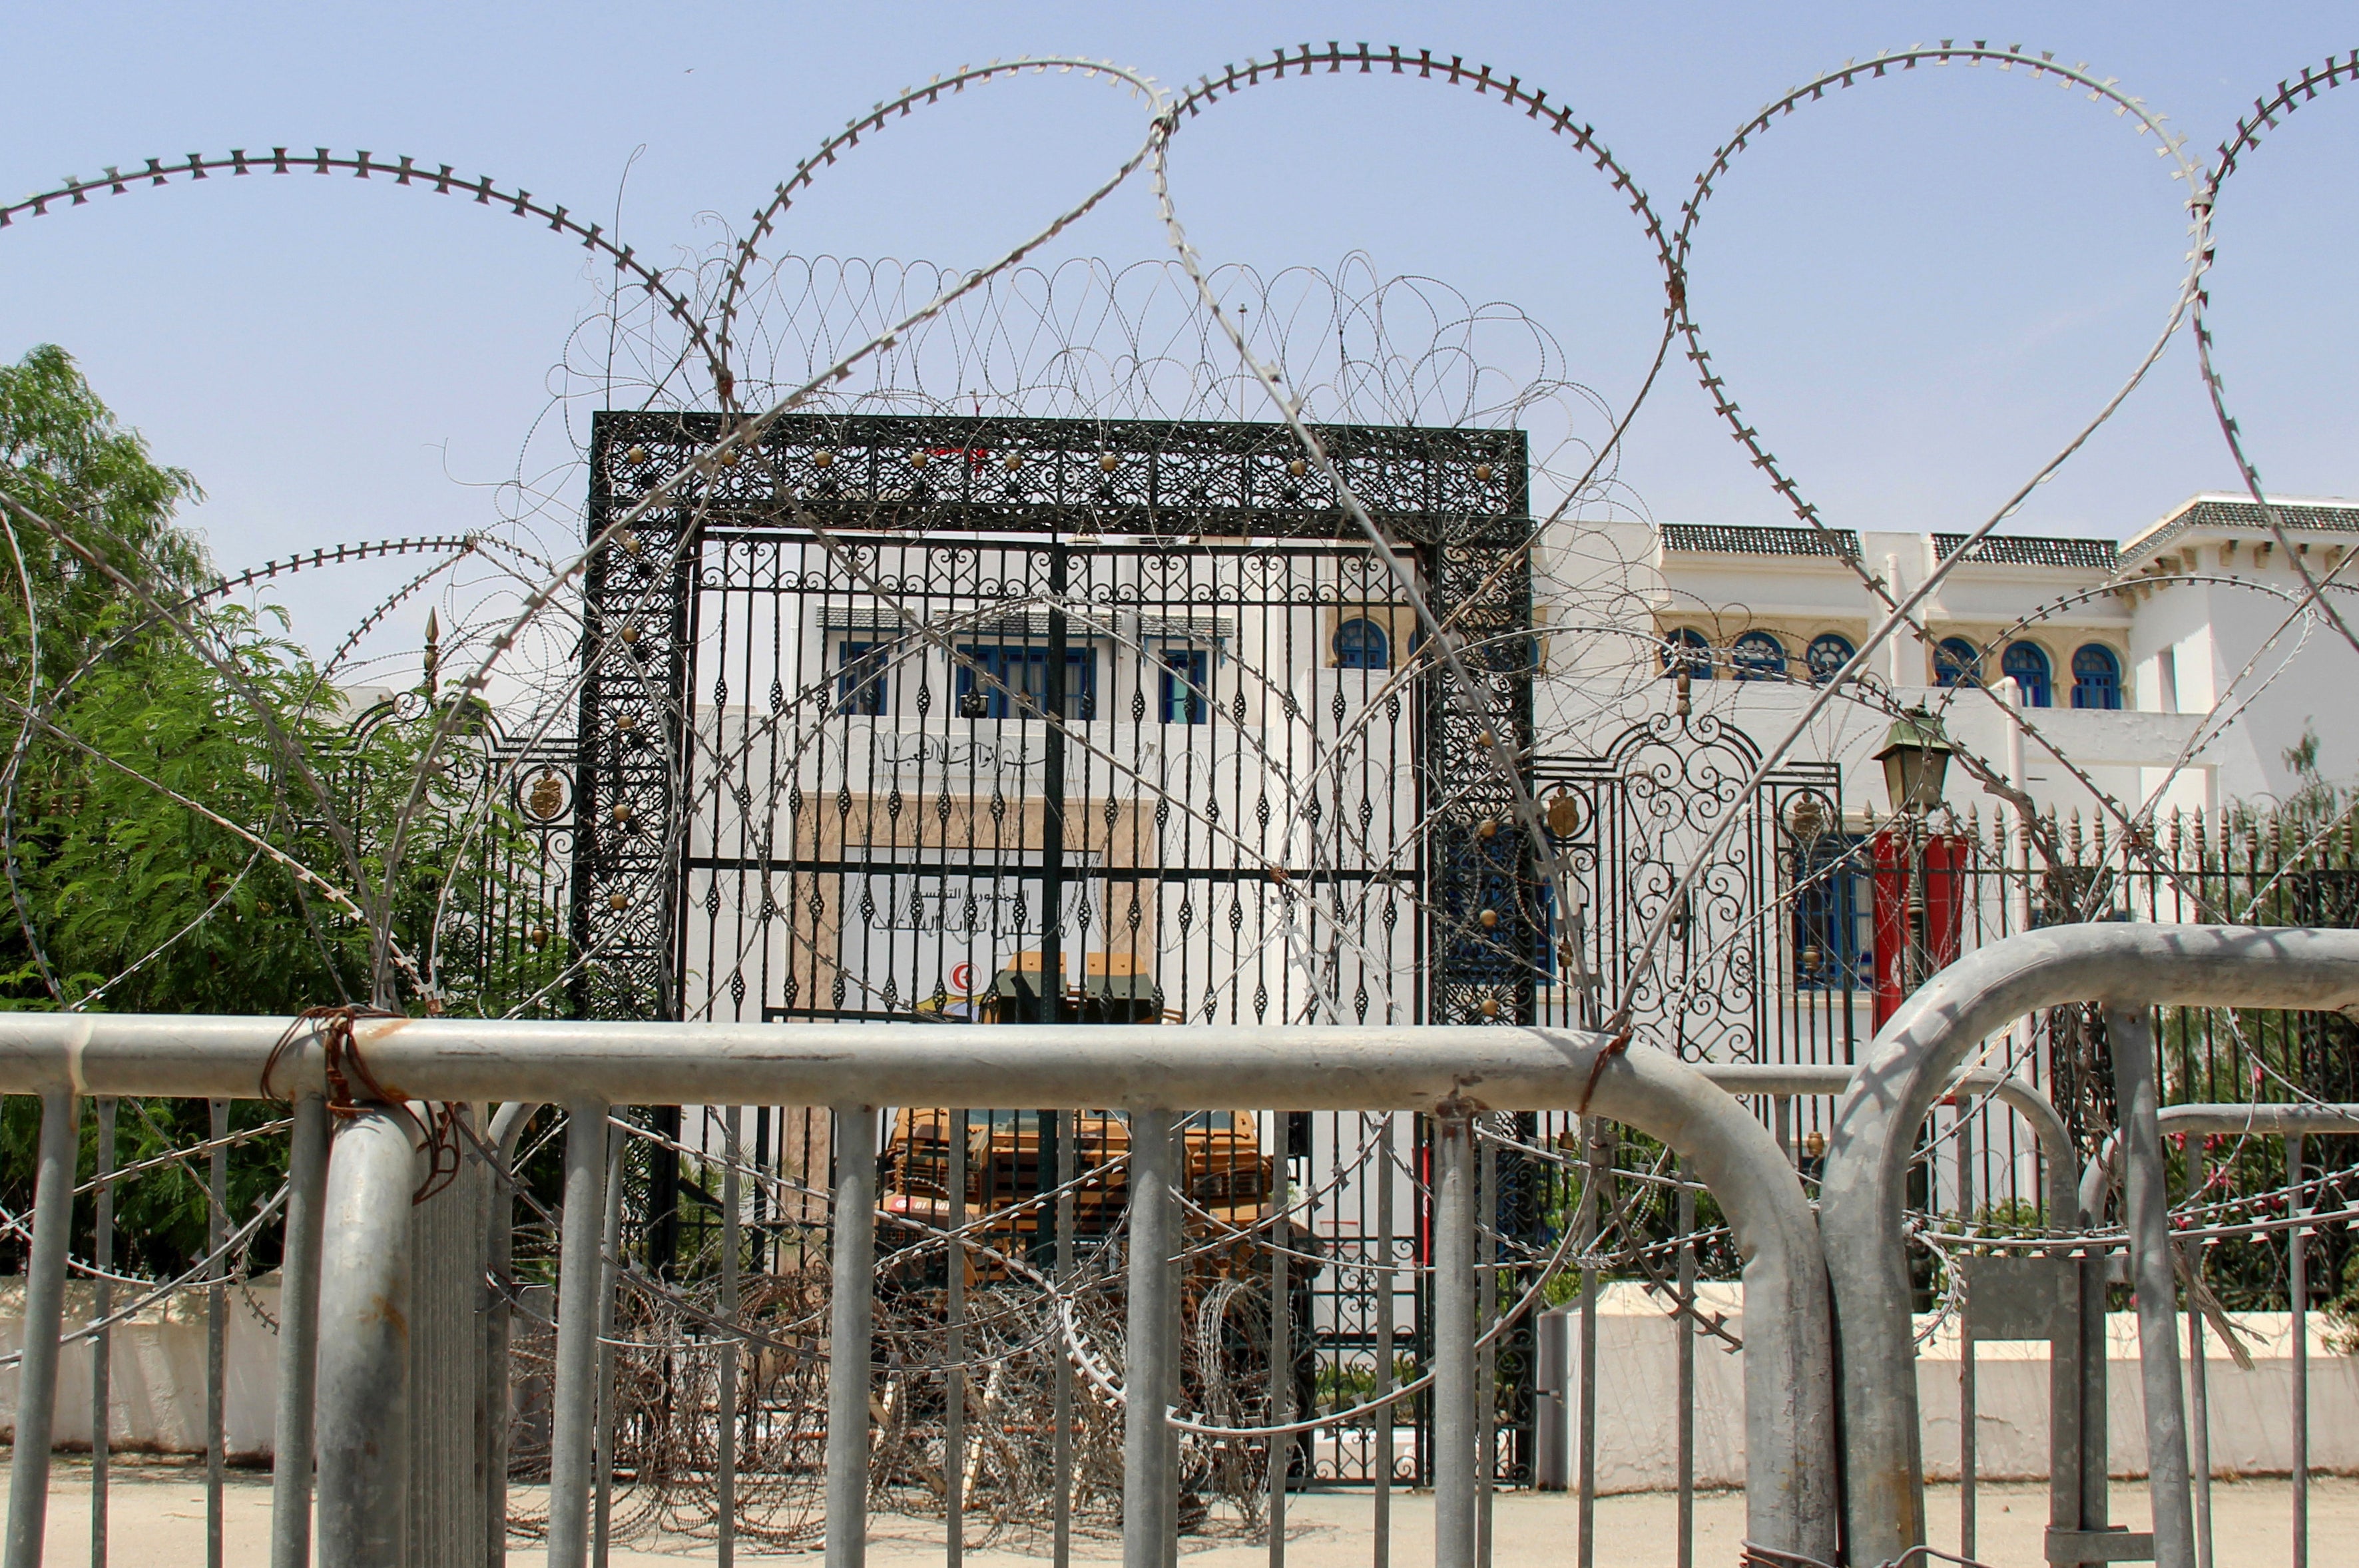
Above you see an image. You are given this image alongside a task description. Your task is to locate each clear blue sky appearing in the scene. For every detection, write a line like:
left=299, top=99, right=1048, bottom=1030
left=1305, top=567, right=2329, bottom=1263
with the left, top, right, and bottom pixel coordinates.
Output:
left=3, top=3, right=2354, bottom=660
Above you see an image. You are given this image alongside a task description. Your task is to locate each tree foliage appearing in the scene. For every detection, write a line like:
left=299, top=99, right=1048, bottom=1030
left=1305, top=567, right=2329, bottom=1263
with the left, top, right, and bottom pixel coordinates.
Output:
left=0, top=344, right=209, bottom=690
left=0, top=346, right=557, bottom=1276
left=0, top=346, right=358, bottom=1013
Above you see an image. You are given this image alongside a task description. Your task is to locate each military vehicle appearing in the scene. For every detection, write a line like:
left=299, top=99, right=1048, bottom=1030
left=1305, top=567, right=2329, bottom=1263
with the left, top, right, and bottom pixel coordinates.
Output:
left=883, top=953, right=1272, bottom=1279
left=876, top=951, right=1320, bottom=1499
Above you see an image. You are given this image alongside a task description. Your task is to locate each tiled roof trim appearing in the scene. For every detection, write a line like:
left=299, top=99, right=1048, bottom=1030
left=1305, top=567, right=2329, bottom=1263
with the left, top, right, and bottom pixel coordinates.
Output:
left=1138, top=615, right=1238, bottom=641
left=1661, top=524, right=1861, bottom=559
left=1932, top=534, right=2117, bottom=570
left=2125, top=498, right=2359, bottom=561
left=818, top=605, right=911, bottom=630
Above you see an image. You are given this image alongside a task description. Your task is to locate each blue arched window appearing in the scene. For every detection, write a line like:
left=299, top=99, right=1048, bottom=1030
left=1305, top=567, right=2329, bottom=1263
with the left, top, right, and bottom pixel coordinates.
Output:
left=2001, top=641, right=2053, bottom=708
left=1731, top=631, right=1788, bottom=681
left=2071, top=643, right=2123, bottom=710
left=1159, top=648, right=1208, bottom=724
left=1934, top=637, right=1983, bottom=688
left=1661, top=627, right=1712, bottom=679
left=838, top=641, right=891, bottom=715
left=1334, top=617, right=1390, bottom=670
left=1805, top=633, right=1856, bottom=684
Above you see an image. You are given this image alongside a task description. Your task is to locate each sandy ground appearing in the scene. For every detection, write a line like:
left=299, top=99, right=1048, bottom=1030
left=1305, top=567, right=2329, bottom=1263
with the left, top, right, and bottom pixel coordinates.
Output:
left=4, top=1459, right=2352, bottom=1565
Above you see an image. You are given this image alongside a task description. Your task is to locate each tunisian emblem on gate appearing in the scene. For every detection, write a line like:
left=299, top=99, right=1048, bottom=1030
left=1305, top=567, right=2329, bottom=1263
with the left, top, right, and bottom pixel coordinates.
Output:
left=525, top=770, right=567, bottom=822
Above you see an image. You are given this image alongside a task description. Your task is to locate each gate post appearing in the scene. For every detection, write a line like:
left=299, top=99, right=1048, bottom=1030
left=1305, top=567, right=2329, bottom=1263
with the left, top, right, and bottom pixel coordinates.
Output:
left=1418, top=504, right=1538, bottom=1027
left=574, top=410, right=698, bottom=1028
left=1414, top=437, right=1542, bottom=1488
left=1039, top=539, right=1071, bottom=1025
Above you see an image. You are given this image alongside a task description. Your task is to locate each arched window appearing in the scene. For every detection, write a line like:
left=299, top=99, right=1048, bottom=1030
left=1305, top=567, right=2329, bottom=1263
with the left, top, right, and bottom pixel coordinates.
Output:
left=2000, top=641, right=2053, bottom=708
left=2071, top=643, right=2123, bottom=710
left=838, top=641, right=891, bottom=715
left=1805, top=632, right=1856, bottom=684
left=1661, top=627, right=1712, bottom=679
left=1334, top=617, right=1390, bottom=670
left=1159, top=648, right=1208, bottom=724
left=1934, top=637, right=1983, bottom=688
left=1731, top=631, right=1788, bottom=681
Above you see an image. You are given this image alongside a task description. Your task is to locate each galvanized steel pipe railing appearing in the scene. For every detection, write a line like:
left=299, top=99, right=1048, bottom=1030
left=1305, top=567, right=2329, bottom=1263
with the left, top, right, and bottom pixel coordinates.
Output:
left=1818, top=923, right=2359, bottom=1567
left=718, top=1103, right=743, bottom=1568
left=313, top=1105, right=425, bottom=1567
left=546, top=1099, right=611, bottom=1568
left=2081, top=1095, right=2359, bottom=1568
left=2079, top=1101, right=2359, bottom=1219
left=2104, top=1010, right=2197, bottom=1568
left=1122, top=1109, right=1180, bottom=1568
left=1431, top=1113, right=1479, bottom=1568
left=269, top=1093, right=331, bottom=1568
left=3, top=1091, right=78, bottom=1568
left=89, top=1097, right=115, bottom=1568
left=1716, top=1047, right=2093, bottom=1527
left=1705, top=1063, right=2079, bottom=1220
left=589, top=1116, right=626, bottom=1565
left=826, top=1105, right=879, bottom=1568
left=481, top=1101, right=539, bottom=1568
left=0, top=1013, right=1841, bottom=1568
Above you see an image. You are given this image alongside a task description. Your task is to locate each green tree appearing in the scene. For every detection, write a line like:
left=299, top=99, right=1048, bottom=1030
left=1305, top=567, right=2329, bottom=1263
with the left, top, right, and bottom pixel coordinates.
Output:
left=0, top=344, right=210, bottom=690
left=0, top=344, right=553, bottom=1016
left=2278, top=722, right=2354, bottom=830
left=18, top=599, right=354, bottom=1013
left=0, top=348, right=558, bottom=1277
left=0, top=344, right=353, bottom=1013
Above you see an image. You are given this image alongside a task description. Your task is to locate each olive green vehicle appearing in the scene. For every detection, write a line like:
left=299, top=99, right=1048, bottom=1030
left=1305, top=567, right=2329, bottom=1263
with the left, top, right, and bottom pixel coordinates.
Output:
left=882, top=954, right=1277, bottom=1282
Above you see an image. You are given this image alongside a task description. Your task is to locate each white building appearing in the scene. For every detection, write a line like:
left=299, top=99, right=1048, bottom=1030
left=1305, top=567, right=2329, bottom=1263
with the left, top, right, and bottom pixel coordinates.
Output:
left=641, top=487, right=2359, bottom=1033
left=1543, top=493, right=2359, bottom=818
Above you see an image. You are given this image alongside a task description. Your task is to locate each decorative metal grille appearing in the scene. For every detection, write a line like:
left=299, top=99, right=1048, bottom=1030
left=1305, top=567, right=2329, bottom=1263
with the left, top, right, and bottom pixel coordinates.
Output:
left=571, top=410, right=1537, bottom=1029
left=1533, top=710, right=1847, bottom=1063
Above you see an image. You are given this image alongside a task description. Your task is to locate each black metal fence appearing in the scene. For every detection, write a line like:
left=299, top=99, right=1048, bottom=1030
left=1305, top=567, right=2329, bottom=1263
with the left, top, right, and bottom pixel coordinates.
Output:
left=406, top=677, right=2359, bottom=1506
left=394, top=411, right=2359, bottom=1515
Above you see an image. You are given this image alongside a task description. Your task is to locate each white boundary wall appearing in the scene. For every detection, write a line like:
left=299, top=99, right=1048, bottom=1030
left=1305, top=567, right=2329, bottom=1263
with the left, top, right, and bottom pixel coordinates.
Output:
left=1539, top=1284, right=2358, bottom=1490
left=0, top=1275, right=2350, bottom=1483
left=0, top=1280, right=279, bottom=1456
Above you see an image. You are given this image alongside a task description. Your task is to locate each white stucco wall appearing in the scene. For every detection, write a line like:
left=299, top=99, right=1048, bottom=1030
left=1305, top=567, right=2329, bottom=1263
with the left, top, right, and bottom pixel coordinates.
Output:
left=2127, top=568, right=2359, bottom=803
left=1535, top=1282, right=2359, bottom=1493
left=0, top=1280, right=280, bottom=1456
left=1535, top=670, right=2211, bottom=821
left=1573, top=509, right=2359, bottom=810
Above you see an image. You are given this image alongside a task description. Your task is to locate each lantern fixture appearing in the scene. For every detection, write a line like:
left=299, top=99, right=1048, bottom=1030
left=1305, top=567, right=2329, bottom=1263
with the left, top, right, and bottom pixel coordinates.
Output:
left=1874, top=706, right=1954, bottom=816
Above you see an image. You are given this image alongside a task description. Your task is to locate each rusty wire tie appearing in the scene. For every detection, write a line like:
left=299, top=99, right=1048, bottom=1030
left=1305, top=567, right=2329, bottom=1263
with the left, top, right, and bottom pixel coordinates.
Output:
left=262, top=1003, right=462, bottom=1204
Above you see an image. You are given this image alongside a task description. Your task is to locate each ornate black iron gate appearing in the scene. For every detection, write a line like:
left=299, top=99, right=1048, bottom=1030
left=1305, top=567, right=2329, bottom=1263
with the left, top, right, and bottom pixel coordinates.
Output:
left=682, top=529, right=1431, bottom=1029
left=571, top=411, right=1536, bottom=1030
left=565, top=409, right=1539, bottom=1479
left=1534, top=709, right=1850, bottom=1065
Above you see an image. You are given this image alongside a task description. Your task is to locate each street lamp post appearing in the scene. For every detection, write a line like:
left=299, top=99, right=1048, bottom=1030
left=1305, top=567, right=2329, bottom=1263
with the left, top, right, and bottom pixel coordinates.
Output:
left=1874, top=708, right=1954, bottom=993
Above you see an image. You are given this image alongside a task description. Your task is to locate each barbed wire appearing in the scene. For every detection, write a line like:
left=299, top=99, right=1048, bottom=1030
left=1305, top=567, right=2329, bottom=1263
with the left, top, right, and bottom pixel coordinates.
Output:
left=4, top=31, right=2358, bottom=1546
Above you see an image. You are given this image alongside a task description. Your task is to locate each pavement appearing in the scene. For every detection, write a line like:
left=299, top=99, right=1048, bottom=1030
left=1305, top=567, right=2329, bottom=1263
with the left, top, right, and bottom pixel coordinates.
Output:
left=3, top=1458, right=2352, bottom=1565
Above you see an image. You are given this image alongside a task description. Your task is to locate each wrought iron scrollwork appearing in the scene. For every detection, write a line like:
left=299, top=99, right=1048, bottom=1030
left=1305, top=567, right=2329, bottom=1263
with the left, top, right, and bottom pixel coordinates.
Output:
left=577, top=409, right=1534, bottom=1027
left=1535, top=710, right=1842, bottom=1062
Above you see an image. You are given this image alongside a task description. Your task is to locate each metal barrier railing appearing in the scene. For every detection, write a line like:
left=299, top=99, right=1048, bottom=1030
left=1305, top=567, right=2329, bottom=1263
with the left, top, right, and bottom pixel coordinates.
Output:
left=1819, top=923, right=2359, bottom=1568
left=4, top=925, right=2355, bottom=1568
left=0, top=1016, right=1836, bottom=1568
